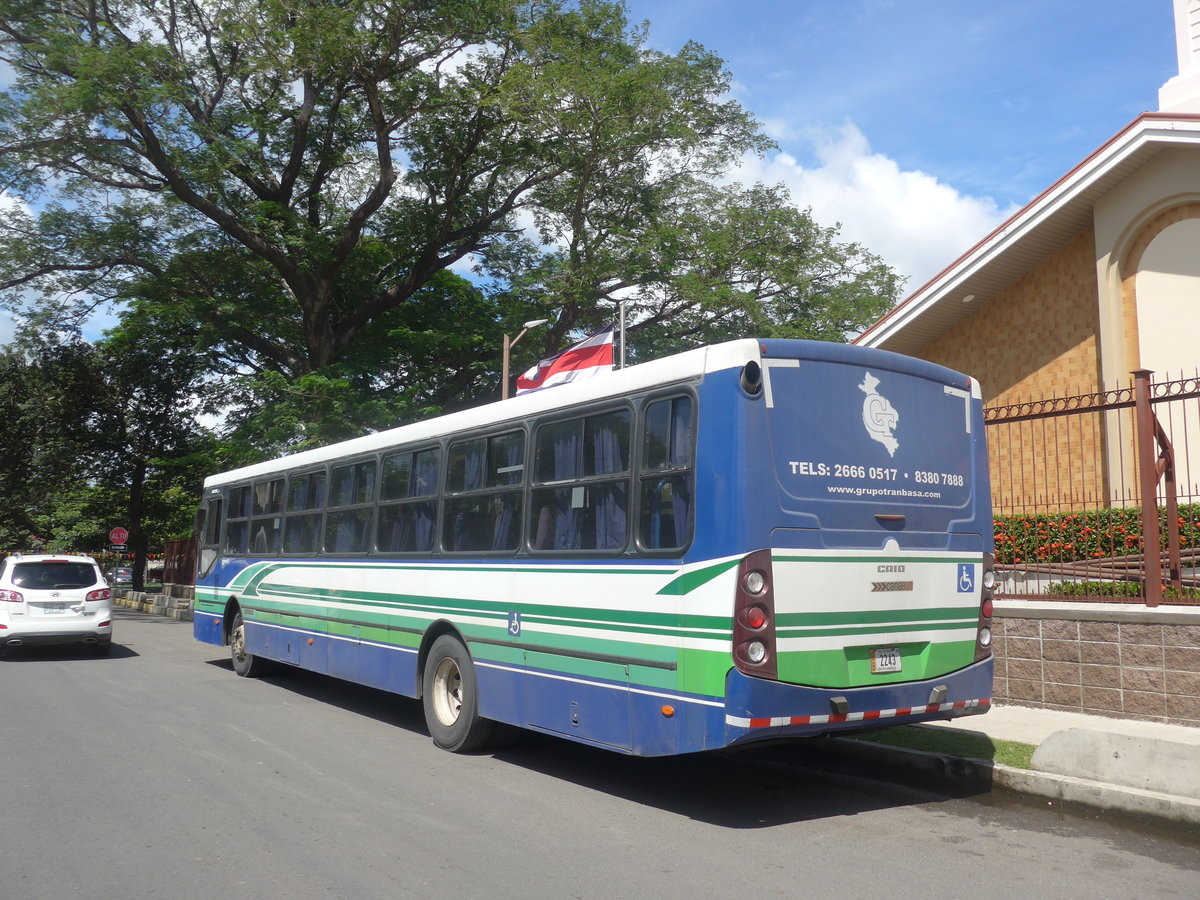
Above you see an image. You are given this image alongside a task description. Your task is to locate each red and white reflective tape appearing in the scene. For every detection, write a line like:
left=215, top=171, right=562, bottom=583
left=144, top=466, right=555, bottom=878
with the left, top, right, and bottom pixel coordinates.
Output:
left=725, top=697, right=990, bottom=729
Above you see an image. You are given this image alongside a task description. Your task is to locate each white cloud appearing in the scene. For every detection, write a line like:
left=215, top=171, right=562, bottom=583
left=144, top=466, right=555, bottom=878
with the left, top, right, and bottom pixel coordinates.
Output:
left=733, top=122, right=1017, bottom=291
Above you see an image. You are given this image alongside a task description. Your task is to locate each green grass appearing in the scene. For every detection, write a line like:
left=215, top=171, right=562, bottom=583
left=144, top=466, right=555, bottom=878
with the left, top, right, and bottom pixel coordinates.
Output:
left=846, top=724, right=1037, bottom=769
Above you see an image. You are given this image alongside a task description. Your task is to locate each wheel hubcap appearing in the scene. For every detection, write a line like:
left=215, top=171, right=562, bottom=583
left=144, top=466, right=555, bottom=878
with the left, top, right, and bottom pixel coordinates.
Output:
left=431, top=656, right=463, bottom=726
left=232, top=623, right=246, bottom=661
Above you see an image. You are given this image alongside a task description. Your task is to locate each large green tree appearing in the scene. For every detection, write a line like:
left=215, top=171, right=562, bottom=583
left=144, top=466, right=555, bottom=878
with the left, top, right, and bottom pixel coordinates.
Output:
left=1, top=0, right=899, bottom=459
left=0, top=1, right=766, bottom=364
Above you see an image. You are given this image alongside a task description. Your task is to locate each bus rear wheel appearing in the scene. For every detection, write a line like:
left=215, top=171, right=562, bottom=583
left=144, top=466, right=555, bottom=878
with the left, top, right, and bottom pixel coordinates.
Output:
left=230, top=610, right=263, bottom=677
left=422, top=634, right=495, bottom=753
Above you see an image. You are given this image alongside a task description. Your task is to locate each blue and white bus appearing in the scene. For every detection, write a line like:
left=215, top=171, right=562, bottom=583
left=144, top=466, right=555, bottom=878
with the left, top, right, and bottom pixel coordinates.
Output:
left=193, top=339, right=994, bottom=756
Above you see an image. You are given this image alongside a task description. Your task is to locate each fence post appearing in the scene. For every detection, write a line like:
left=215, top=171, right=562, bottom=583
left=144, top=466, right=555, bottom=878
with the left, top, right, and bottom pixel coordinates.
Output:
left=1133, top=369, right=1162, bottom=607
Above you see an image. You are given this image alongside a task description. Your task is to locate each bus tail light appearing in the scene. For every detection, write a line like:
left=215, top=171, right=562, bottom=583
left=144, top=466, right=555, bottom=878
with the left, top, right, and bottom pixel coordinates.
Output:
left=733, top=549, right=777, bottom=680
left=976, top=552, right=995, bottom=662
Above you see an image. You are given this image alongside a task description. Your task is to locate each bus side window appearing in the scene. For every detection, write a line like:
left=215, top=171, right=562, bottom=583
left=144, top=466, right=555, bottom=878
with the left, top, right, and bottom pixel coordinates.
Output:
left=225, top=485, right=252, bottom=555
left=530, top=409, right=630, bottom=552
left=204, top=498, right=223, bottom=546
left=443, top=433, right=523, bottom=553
left=250, top=478, right=284, bottom=555
left=284, top=470, right=325, bottom=555
left=324, top=460, right=377, bottom=554
left=639, top=397, right=694, bottom=551
left=378, top=448, right=439, bottom=553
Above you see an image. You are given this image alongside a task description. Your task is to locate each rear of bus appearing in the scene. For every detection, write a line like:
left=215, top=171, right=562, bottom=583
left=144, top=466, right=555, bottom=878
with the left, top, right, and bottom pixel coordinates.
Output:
left=718, top=339, right=993, bottom=745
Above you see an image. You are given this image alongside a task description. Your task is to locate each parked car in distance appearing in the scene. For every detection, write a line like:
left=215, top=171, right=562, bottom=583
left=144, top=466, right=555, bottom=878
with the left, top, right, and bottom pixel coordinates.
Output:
left=0, top=554, right=113, bottom=656
left=108, top=567, right=133, bottom=585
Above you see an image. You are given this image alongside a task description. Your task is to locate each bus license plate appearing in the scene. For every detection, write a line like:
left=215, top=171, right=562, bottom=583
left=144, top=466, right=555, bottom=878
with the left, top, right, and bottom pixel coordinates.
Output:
left=870, top=647, right=902, bottom=674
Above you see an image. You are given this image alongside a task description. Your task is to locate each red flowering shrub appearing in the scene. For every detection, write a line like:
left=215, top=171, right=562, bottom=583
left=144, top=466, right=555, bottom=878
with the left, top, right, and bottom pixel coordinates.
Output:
left=992, top=505, right=1200, bottom=566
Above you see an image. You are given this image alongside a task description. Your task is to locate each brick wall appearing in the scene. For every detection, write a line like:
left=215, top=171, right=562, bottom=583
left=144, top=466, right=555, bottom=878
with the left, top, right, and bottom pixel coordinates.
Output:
left=919, top=227, right=1102, bottom=405
left=994, top=606, right=1200, bottom=727
left=920, top=229, right=1109, bottom=511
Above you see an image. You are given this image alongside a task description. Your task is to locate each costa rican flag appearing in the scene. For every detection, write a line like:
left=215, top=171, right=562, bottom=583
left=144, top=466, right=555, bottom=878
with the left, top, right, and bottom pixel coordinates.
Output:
left=516, top=325, right=614, bottom=395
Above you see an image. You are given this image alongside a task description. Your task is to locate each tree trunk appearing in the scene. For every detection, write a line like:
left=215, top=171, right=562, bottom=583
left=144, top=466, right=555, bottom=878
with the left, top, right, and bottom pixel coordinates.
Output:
left=128, top=460, right=147, bottom=593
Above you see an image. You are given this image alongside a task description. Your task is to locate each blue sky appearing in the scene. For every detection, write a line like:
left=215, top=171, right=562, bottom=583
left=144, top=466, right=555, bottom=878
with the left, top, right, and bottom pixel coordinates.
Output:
left=626, top=0, right=1177, bottom=290
left=0, top=1, right=1181, bottom=345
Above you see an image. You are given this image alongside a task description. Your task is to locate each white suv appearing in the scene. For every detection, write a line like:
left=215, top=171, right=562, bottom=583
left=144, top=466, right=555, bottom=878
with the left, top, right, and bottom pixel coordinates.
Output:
left=0, top=554, right=114, bottom=657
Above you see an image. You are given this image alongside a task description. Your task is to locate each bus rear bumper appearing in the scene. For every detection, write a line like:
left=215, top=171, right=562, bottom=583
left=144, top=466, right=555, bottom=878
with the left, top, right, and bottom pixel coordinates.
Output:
left=723, top=656, right=993, bottom=745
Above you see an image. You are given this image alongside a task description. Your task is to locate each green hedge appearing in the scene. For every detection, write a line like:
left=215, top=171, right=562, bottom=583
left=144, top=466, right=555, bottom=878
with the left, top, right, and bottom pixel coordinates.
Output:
left=993, top=504, right=1200, bottom=567
left=1045, top=580, right=1200, bottom=600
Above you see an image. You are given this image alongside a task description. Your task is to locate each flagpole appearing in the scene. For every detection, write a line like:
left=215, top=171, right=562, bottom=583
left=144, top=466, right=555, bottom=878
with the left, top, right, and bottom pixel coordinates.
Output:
left=501, top=318, right=548, bottom=400
left=501, top=332, right=513, bottom=400
left=618, top=300, right=626, bottom=369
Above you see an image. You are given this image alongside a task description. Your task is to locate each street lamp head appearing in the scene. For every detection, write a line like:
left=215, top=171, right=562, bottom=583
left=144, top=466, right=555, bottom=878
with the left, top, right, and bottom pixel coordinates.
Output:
left=501, top=319, right=550, bottom=400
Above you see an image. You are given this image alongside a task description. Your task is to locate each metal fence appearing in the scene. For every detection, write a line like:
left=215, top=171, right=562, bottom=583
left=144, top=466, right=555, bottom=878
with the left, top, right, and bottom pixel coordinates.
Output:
left=163, top=536, right=197, bottom=586
left=986, top=370, right=1200, bottom=606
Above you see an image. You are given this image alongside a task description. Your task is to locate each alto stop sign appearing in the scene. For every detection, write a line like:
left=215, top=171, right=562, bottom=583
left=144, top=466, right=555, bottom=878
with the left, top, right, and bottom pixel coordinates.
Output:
left=109, top=527, right=129, bottom=545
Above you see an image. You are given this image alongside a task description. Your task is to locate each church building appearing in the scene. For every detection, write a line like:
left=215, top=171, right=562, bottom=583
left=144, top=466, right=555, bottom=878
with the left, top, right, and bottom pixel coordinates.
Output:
left=855, top=1, right=1200, bottom=513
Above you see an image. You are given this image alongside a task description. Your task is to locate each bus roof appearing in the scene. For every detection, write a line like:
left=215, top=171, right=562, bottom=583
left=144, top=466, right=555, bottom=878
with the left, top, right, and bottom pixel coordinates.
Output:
left=204, top=338, right=763, bottom=489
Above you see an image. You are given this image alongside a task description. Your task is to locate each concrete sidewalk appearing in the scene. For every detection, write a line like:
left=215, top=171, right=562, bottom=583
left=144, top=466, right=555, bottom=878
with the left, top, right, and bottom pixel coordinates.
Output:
left=853, top=703, right=1200, bottom=826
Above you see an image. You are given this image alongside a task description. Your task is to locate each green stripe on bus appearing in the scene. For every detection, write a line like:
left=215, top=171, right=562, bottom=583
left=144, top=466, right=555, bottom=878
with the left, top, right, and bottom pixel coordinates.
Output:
left=775, top=606, right=978, bottom=627
left=228, top=560, right=674, bottom=595
left=778, top=621, right=974, bottom=639
left=250, top=583, right=731, bottom=635
left=655, top=559, right=739, bottom=595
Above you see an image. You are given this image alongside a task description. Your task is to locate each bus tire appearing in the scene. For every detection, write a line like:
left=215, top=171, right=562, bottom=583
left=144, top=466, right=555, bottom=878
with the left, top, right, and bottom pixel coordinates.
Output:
left=230, top=610, right=264, bottom=678
left=422, top=634, right=495, bottom=753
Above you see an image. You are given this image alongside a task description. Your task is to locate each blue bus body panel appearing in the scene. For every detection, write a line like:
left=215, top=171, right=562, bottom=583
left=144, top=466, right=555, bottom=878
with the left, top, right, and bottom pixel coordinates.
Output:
left=193, top=610, right=223, bottom=646
left=473, top=655, right=729, bottom=756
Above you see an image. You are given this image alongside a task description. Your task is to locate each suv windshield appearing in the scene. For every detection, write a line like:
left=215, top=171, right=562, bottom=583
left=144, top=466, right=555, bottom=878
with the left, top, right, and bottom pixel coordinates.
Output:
left=11, top=562, right=98, bottom=590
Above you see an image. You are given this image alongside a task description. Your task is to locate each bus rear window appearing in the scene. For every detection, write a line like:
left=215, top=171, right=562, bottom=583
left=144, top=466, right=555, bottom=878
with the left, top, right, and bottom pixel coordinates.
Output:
left=767, top=360, right=972, bottom=509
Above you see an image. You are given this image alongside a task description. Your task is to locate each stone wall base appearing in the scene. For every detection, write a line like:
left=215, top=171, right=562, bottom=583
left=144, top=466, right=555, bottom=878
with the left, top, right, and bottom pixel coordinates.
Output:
left=995, top=600, right=1200, bottom=727
left=113, top=588, right=193, bottom=622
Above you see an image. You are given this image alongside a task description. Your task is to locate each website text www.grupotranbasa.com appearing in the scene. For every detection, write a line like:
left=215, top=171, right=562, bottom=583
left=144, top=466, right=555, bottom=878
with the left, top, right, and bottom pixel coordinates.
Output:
left=826, top=485, right=943, bottom=499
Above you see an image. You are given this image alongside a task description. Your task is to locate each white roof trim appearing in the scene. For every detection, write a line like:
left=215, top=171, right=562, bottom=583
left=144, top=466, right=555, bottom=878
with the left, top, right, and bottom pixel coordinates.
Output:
left=855, top=113, right=1200, bottom=354
left=204, top=338, right=761, bottom=488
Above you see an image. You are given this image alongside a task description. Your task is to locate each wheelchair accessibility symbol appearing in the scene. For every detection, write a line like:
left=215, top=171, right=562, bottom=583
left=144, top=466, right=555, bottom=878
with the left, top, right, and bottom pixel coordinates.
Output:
left=957, top=564, right=975, bottom=593
left=508, top=611, right=522, bottom=636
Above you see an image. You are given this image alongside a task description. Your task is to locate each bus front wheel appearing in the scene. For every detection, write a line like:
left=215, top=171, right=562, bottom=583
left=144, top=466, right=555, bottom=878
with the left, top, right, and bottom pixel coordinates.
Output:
left=230, top=610, right=264, bottom=678
left=422, top=635, right=495, bottom=753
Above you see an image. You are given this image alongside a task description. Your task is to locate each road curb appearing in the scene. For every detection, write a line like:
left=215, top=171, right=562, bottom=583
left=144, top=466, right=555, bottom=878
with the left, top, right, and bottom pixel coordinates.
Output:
left=827, top=736, right=1200, bottom=826
left=991, top=764, right=1200, bottom=826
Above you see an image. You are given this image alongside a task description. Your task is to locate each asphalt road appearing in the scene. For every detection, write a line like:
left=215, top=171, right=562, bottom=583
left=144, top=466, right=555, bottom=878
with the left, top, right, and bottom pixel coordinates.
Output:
left=3, top=609, right=1199, bottom=900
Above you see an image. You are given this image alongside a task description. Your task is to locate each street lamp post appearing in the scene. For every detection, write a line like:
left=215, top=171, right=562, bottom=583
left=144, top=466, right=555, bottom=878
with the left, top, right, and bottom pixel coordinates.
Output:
left=501, top=319, right=549, bottom=400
